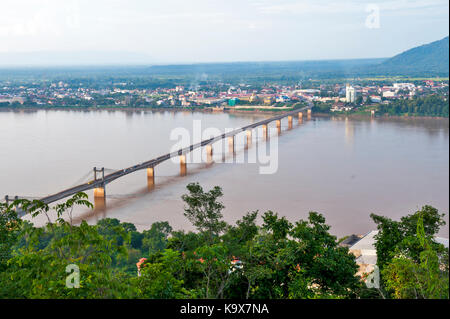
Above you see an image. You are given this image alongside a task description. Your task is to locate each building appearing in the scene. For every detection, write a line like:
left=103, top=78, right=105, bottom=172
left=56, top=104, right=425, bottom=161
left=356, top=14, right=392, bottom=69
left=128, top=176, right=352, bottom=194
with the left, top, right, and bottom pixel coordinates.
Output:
left=263, top=96, right=275, bottom=105
left=382, top=91, right=396, bottom=98
left=228, top=98, right=237, bottom=106
left=370, top=95, right=382, bottom=103
left=349, top=230, right=449, bottom=288
left=331, top=103, right=353, bottom=112
left=345, top=84, right=356, bottom=103
left=0, top=96, right=25, bottom=104
left=393, top=83, right=415, bottom=91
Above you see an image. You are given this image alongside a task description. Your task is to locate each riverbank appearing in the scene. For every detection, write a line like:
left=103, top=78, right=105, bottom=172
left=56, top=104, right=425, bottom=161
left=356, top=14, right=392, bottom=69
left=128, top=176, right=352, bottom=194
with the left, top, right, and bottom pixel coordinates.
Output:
left=0, top=105, right=300, bottom=116
left=1, top=105, right=448, bottom=120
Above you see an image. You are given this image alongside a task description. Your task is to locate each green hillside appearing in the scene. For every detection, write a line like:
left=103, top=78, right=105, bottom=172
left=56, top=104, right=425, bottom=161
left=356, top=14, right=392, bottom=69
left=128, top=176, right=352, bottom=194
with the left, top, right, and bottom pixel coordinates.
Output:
left=370, top=36, right=449, bottom=76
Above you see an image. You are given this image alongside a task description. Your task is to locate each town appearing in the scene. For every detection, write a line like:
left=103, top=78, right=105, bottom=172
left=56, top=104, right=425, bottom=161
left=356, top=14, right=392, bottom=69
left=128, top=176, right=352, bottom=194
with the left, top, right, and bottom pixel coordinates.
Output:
left=0, top=77, right=448, bottom=116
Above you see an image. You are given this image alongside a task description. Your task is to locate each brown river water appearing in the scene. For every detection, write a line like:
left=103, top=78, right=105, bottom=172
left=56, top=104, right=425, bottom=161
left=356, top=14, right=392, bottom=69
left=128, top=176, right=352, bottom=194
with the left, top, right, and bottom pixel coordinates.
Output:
left=0, top=109, right=448, bottom=237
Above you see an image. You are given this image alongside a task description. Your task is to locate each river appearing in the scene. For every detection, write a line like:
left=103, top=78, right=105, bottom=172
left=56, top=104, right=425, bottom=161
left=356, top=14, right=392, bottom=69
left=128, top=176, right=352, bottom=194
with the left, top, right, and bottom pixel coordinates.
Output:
left=0, top=109, right=448, bottom=237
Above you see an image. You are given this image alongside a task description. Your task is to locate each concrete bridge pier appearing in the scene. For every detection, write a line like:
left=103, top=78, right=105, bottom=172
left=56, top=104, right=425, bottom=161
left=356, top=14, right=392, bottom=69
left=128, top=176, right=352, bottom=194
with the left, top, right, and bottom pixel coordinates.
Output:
left=94, top=186, right=105, bottom=198
left=276, top=120, right=281, bottom=134
left=246, top=130, right=252, bottom=148
left=288, top=116, right=293, bottom=129
left=228, top=136, right=235, bottom=154
left=206, top=145, right=213, bottom=163
left=307, top=109, right=312, bottom=120
left=93, top=185, right=106, bottom=211
left=262, top=124, right=268, bottom=140
left=180, top=155, right=187, bottom=176
left=147, top=167, right=155, bottom=190
left=298, top=111, right=303, bottom=120
left=94, top=195, right=106, bottom=212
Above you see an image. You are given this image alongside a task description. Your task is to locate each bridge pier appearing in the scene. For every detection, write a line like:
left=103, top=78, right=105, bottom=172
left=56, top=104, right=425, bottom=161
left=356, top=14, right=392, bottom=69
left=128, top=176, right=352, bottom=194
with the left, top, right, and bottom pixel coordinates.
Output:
left=206, top=145, right=213, bottom=163
left=288, top=116, right=293, bottom=129
left=94, top=195, right=106, bottom=212
left=298, top=111, right=303, bottom=119
left=276, top=120, right=281, bottom=134
left=180, top=155, right=187, bottom=176
left=228, top=136, right=235, bottom=154
left=94, top=186, right=105, bottom=198
left=262, top=124, right=268, bottom=139
left=307, top=109, right=312, bottom=119
left=246, top=130, right=252, bottom=147
left=147, top=167, right=155, bottom=190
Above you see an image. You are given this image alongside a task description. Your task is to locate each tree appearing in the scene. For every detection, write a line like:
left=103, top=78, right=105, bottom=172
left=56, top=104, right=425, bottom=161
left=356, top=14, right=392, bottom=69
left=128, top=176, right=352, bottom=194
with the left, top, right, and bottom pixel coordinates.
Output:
left=0, top=194, right=136, bottom=298
left=142, top=221, right=173, bottom=254
left=181, top=183, right=227, bottom=245
left=0, top=202, right=21, bottom=270
left=135, top=249, right=190, bottom=298
left=288, top=212, right=360, bottom=298
left=371, top=205, right=447, bottom=297
left=371, top=205, right=446, bottom=272
left=382, top=215, right=449, bottom=299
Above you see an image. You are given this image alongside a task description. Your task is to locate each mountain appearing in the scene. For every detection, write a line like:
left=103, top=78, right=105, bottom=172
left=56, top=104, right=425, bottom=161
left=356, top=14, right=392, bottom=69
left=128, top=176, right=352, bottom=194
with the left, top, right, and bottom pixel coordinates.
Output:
left=369, top=36, right=449, bottom=76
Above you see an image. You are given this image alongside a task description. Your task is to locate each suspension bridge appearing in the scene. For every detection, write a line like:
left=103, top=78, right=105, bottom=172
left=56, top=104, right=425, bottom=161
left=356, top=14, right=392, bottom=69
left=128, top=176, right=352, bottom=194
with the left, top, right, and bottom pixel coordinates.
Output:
left=4, top=106, right=312, bottom=216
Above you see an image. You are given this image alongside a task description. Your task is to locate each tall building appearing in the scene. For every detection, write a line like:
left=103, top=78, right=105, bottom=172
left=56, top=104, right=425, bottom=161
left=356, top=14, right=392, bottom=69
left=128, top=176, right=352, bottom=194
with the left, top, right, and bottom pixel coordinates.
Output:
left=346, top=84, right=356, bottom=103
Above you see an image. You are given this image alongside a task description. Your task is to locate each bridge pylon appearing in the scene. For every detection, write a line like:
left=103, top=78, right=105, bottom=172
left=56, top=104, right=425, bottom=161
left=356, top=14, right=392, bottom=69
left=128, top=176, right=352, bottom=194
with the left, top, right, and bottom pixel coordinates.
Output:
left=4, top=195, right=18, bottom=207
left=93, top=167, right=106, bottom=200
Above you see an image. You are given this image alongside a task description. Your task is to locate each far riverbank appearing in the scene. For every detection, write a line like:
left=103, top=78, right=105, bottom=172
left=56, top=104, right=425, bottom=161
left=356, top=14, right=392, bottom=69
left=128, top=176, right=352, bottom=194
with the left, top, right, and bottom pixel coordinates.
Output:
left=1, top=105, right=448, bottom=120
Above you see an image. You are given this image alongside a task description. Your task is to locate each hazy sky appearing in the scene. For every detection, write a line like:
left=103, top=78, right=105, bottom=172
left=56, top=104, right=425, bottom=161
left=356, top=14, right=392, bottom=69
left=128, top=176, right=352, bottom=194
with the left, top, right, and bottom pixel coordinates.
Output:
left=0, top=0, right=448, bottom=64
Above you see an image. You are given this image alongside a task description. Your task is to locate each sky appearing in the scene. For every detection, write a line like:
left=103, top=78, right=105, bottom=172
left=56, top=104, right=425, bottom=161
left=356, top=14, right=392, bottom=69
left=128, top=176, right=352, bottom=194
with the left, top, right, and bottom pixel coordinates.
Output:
left=0, top=0, right=448, bottom=65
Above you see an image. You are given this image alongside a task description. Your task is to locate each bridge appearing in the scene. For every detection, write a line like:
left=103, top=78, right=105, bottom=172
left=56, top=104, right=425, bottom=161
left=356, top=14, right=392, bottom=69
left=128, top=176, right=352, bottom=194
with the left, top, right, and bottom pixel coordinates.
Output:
left=4, top=106, right=312, bottom=215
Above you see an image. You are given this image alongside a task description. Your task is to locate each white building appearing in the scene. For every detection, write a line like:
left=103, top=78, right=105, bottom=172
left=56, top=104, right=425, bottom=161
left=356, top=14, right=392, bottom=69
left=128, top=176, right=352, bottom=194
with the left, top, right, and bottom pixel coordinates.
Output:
left=349, top=230, right=449, bottom=288
left=345, top=84, right=356, bottom=103
left=382, top=91, right=396, bottom=98
left=370, top=95, right=382, bottom=103
left=393, top=83, right=415, bottom=91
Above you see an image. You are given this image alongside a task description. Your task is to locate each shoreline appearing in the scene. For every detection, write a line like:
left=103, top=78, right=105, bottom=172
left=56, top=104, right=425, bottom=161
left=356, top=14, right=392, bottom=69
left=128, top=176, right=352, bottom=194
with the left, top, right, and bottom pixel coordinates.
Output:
left=0, top=105, right=448, bottom=120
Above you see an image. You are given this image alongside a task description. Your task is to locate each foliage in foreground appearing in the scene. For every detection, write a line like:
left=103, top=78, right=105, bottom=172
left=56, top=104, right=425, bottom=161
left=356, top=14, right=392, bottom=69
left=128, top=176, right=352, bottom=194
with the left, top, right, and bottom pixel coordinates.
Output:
left=0, top=184, right=448, bottom=299
left=371, top=206, right=448, bottom=298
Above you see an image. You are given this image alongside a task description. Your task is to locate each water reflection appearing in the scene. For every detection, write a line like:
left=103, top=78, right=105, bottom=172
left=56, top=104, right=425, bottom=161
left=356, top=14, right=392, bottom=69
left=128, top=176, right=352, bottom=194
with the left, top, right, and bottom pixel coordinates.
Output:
left=344, top=117, right=355, bottom=146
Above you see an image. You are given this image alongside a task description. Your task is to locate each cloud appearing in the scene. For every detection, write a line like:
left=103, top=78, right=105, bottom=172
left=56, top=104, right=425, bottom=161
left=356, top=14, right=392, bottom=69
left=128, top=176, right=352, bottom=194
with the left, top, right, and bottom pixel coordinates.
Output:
left=253, top=0, right=448, bottom=16
left=0, top=0, right=80, bottom=37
